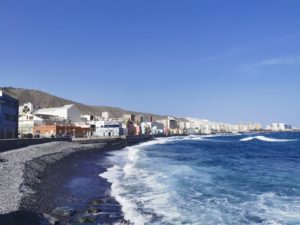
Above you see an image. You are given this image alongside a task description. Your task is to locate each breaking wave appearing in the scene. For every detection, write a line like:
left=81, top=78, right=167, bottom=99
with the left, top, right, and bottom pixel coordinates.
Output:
left=100, top=133, right=300, bottom=224
left=240, top=135, right=296, bottom=142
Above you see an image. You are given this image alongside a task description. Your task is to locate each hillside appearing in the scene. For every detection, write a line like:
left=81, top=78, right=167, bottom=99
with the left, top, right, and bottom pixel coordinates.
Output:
left=1, top=87, right=166, bottom=120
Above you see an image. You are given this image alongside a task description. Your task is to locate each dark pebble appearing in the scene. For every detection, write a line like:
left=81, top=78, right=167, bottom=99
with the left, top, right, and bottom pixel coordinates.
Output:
left=87, top=207, right=102, bottom=214
left=91, top=198, right=103, bottom=206
left=72, top=214, right=97, bottom=223
left=52, top=206, right=76, bottom=217
left=43, top=213, right=60, bottom=225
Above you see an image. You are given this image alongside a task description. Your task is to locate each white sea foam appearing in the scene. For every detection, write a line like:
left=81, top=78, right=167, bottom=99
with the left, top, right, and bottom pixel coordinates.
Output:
left=100, top=165, right=151, bottom=225
left=182, top=135, right=203, bottom=140
left=191, top=133, right=243, bottom=143
left=100, top=138, right=186, bottom=224
left=244, top=192, right=300, bottom=225
left=240, top=135, right=296, bottom=142
left=100, top=144, right=149, bottom=224
left=101, top=135, right=300, bottom=225
left=204, top=133, right=242, bottom=138
left=100, top=137, right=233, bottom=224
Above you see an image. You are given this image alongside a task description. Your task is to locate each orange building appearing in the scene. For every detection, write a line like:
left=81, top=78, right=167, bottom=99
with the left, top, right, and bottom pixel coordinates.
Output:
left=33, top=125, right=90, bottom=138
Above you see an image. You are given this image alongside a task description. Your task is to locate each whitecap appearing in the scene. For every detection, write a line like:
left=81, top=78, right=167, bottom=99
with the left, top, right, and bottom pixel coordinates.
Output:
left=240, top=135, right=296, bottom=142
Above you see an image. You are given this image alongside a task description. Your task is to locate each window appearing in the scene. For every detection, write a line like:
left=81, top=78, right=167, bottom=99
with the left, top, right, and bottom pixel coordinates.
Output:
left=104, top=124, right=120, bottom=128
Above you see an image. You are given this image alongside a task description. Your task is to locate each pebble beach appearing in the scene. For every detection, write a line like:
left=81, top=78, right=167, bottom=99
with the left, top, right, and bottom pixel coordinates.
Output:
left=0, top=141, right=112, bottom=224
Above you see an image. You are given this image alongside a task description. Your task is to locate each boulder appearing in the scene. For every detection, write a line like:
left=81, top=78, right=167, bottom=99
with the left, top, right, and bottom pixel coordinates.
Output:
left=90, top=198, right=103, bottom=206
left=43, top=213, right=59, bottom=225
left=87, top=207, right=102, bottom=215
left=117, top=219, right=131, bottom=224
left=72, top=214, right=96, bottom=223
left=96, top=213, right=110, bottom=220
left=52, top=206, right=76, bottom=217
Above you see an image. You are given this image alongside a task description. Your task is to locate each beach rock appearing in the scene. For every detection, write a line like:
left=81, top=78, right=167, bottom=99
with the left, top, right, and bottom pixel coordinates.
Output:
left=90, top=198, right=103, bottom=206
left=0, top=157, right=7, bottom=162
left=52, top=206, right=76, bottom=217
left=69, top=223, right=98, bottom=225
left=96, top=213, right=110, bottom=220
left=117, top=219, right=131, bottom=224
left=103, top=197, right=116, bottom=204
left=43, top=213, right=60, bottom=225
left=87, top=207, right=102, bottom=214
left=100, top=203, right=120, bottom=212
left=72, top=214, right=96, bottom=223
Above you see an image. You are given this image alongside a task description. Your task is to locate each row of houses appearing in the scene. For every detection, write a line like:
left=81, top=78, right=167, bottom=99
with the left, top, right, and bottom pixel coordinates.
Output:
left=19, top=106, right=171, bottom=138
left=0, top=90, right=295, bottom=139
left=16, top=99, right=170, bottom=138
left=266, top=123, right=293, bottom=132
left=183, top=118, right=263, bottom=134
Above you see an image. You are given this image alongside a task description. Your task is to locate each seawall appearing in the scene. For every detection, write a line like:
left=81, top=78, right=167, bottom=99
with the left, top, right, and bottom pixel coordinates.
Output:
left=73, top=135, right=153, bottom=145
left=0, top=138, right=72, bottom=153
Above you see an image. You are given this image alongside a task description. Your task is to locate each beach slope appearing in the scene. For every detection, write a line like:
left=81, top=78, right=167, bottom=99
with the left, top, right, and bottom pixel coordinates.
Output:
left=0, top=141, right=103, bottom=214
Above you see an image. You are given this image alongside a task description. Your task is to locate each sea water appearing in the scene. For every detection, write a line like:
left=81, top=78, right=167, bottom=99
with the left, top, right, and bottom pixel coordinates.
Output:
left=100, top=132, right=300, bottom=225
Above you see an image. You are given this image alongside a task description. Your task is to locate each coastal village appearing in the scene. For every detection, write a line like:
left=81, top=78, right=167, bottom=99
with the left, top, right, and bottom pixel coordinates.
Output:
left=1, top=2, right=299, bottom=224
left=0, top=89, right=295, bottom=140
left=0, top=89, right=298, bottom=225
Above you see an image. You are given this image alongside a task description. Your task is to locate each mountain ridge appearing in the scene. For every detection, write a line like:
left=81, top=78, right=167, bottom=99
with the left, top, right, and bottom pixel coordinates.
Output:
left=0, top=87, right=167, bottom=120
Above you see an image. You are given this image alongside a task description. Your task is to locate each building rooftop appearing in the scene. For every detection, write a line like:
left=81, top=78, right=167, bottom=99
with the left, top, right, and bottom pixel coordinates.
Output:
left=35, top=104, right=74, bottom=114
left=0, top=90, right=19, bottom=101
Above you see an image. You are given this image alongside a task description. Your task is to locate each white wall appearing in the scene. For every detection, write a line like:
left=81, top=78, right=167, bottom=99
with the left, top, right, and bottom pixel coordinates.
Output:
left=67, top=105, right=81, bottom=123
left=94, top=121, right=122, bottom=137
left=34, top=105, right=81, bottom=123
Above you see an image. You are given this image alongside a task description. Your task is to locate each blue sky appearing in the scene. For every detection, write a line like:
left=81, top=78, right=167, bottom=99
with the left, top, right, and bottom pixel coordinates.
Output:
left=1, top=0, right=300, bottom=126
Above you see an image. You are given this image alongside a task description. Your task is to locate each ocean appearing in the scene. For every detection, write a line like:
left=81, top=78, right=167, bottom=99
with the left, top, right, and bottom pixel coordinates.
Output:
left=100, top=132, right=300, bottom=225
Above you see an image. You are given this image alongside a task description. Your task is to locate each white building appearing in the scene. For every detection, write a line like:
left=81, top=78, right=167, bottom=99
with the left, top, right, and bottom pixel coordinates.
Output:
left=186, top=118, right=213, bottom=134
left=141, top=122, right=151, bottom=135
left=19, top=102, right=34, bottom=115
left=102, top=112, right=111, bottom=120
left=238, top=123, right=250, bottom=133
left=185, top=117, right=262, bottom=134
left=150, top=121, right=164, bottom=135
left=273, top=123, right=285, bottom=131
left=81, top=114, right=94, bottom=122
left=267, top=123, right=289, bottom=131
left=178, top=121, right=191, bottom=130
left=237, top=122, right=262, bottom=132
left=18, top=113, right=44, bottom=134
left=94, top=121, right=123, bottom=137
left=34, top=104, right=81, bottom=123
left=141, top=121, right=164, bottom=135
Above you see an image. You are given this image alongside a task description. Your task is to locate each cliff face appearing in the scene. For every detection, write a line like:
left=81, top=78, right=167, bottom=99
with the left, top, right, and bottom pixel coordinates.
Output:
left=0, top=87, right=165, bottom=120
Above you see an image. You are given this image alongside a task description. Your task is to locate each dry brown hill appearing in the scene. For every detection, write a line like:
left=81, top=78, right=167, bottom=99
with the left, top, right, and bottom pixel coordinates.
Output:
left=1, top=87, right=166, bottom=120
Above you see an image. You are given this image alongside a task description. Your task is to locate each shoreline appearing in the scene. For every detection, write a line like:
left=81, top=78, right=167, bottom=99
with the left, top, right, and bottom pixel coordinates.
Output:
left=21, top=144, right=126, bottom=224
left=0, top=137, right=152, bottom=224
left=0, top=141, right=103, bottom=214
